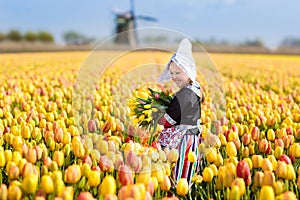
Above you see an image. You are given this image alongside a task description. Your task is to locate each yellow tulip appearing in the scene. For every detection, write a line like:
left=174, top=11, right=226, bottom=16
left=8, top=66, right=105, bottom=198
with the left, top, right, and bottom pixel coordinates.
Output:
left=253, top=171, right=264, bottom=188
left=136, top=168, right=151, bottom=186
left=218, top=133, right=227, bottom=146
left=53, top=150, right=64, bottom=167
left=206, top=148, right=217, bottom=163
left=167, top=149, right=179, bottom=163
left=262, top=158, right=273, bottom=172
left=275, top=191, right=297, bottom=200
left=231, top=178, right=245, bottom=196
left=176, top=178, right=189, bottom=196
left=81, top=163, right=91, bottom=177
left=0, top=184, right=7, bottom=200
left=273, top=180, right=284, bottom=195
left=215, top=153, right=224, bottom=167
left=275, top=161, right=287, bottom=179
left=0, top=149, right=6, bottom=167
left=224, top=172, right=235, bottom=188
left=160, top=175, right=171, bottom=191
left=259, top=186, right=274, bottom=200
left=151, top=163, right=164, bottom=183
left=285, top=164, right=296, bottom=180
left=22, top=174, right=38, bottom=195
left=229, top=185, right=240, bottom=200
left=41, top=175, right=54, bottom=194
left=151, top=177, right=158, bottom=190
left=261, top=171, right=275, bottom=186
left=209, top=164, right=218, bottom=177
left=7, top=184, right=22, bottom=200
left=99, top=175, right=116, bottom=196
left=252, top=155, right=263, bottom=169
left=218, top=166, right=226, bottom=180
left=188, top=151, right=197, bottom=163
left=226, top=142, right=237, bottom=157
left=203, top=167, right=214, bottom=182
left=274, top=146, right=283, bottom=159
left=88, top=170, right=101, bottom=187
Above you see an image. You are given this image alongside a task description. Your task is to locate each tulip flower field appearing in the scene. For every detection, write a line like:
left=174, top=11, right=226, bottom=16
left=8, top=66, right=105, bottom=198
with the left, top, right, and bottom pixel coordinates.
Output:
left=0, top=51, right=300, bottom=200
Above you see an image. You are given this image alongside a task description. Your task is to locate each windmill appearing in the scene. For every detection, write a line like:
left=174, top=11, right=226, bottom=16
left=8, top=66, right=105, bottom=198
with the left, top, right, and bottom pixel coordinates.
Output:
left=113, top=0, right=157, bottom=47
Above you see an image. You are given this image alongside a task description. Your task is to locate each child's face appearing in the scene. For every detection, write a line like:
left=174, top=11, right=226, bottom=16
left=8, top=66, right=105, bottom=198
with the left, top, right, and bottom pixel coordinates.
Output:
left=169, top=62, right=190, bottom=88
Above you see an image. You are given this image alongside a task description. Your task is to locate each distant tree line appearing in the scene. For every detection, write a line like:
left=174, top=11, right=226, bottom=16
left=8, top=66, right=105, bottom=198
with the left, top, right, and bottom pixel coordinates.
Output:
left=63, top=31, right=95, bottom=45
left=0, top=29, right=54, bottom=43
left=280, top=37, right=300, bottom=47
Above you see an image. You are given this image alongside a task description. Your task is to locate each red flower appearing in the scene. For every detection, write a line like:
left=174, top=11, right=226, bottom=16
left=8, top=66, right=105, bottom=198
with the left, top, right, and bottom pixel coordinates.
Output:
left=152, top=141, right=161, bottom=150
left=118, top=165, right=134, bottom=186
left=236, top=161, right=251, bottom=185
left=279, top=154, right=291, bottom=165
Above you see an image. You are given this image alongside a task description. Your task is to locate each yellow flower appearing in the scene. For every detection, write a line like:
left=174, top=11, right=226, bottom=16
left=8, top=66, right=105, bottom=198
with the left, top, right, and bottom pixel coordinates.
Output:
left=41, top=175, right=54, bottom=194
left=133, top=118, right=139, bottom=125
left=145, top=117, right=153, bottom=122
left=188, top=151, right=197, bottom=163
left=226, top=142, right=237, bottom=157
left=139, top=114, right=145, bottom=121
left=151, top=107, right=158, bottom=112
left=7, top=184, right=22, bottom=200
left=142, top=109, right=152, bottom=116
left=231, top=178, right=245, bottom=196
left=167, top=149, right=179, bottom=163
left=206, top=148, right=217, bottom=163
left=229, top=185, right=240, bottom=200
left=285, top=164, right=296, bottom=180
left=203, top=167, right=214, bottom=182
left=259, top=186, right=274, bottom=200
left=192, top=174, right=203, bottom=184
left=176, top=178, right=189, bottom=196
left=99, top=175, right=116, bottom=196
left=144, top=104, right=151, bottom=109
left=160, top=175, right=171, bottom=191
left=273, top=180, right=283, bottom=195
left=88, top=170, right=101, bottom=187
left=22, top=174, right=38, bottom=195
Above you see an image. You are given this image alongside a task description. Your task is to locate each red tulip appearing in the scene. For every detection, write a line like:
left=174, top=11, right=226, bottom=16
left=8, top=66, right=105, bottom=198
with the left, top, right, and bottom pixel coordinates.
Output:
left=88, top=119, right=97, bottom=133
left=241, top=134, right=251, bottom=145
left=118, top=165, right=134, bottom=186
left=258, top=139, right=268, bottom=153
left=236, top=160, right=251, bottom=185
left=82, top=155, right=92, bottom=167
left=279, top=154, right=291, bottom=165
left=274, top=139, right=284, bottom=149
left=125, top=151, right=137, bottom=167
left=152, top=141, right=161, bottom=150
left=65, top=165, right=81, bottom=184
left=251, top=126, right=259, bottom=141
left=77, top=192, right=96, bottom=200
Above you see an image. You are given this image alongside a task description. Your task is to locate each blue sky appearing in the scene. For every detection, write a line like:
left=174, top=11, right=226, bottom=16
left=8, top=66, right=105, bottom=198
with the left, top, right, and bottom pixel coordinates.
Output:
left=1, top=0, right=299, bottom=48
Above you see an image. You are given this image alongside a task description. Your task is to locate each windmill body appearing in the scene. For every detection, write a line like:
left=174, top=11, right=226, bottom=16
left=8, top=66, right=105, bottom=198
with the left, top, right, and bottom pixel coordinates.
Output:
left=113, top=0, right=157, bottom=47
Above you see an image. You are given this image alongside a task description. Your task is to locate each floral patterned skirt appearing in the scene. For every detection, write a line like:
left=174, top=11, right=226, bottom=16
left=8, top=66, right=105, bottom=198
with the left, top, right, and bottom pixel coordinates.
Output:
left=158, top=125, right=201, bottom=149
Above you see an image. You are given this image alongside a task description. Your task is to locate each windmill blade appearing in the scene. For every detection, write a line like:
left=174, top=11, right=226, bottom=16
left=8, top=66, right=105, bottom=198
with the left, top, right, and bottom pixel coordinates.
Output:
left=136, top=15, right=158, bottom=22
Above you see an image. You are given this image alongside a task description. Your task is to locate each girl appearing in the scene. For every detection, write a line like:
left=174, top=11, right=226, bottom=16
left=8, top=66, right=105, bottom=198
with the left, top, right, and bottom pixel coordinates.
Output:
left=157, top=38, right=204, bottom=186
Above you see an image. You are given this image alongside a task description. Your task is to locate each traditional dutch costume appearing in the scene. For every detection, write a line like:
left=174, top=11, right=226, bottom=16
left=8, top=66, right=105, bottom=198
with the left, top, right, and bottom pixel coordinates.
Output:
left=157, top=38, right=202, bottom=185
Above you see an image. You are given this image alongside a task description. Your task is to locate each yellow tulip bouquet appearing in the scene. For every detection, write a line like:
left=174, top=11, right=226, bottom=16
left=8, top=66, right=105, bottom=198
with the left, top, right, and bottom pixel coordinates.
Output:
left=128, top=86, right=173, bottom=143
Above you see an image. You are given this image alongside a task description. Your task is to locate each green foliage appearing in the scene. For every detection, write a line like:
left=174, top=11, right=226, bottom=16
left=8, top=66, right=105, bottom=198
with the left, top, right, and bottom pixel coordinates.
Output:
left=24, top=31, right=38, bottom=42
left=63, top=31, right=94, bottom=45
left=7, top=29, right=22, bottom=41
left=37, top=31, right=54, bottom=43
left=0, top=32, right=5, bottom=41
